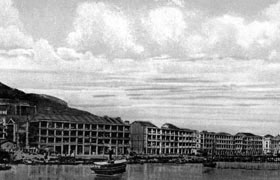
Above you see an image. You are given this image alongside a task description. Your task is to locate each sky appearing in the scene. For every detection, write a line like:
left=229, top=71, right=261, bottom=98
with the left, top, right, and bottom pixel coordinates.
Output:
left=1, top=0, right=280, bottom=135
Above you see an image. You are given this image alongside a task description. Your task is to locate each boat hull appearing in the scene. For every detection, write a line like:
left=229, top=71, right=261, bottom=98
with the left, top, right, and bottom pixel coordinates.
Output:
left=203, top=161, right=217, bottom=168
left=0, top=165, right=11, bottom=171
left=91, top=161, right=127, bottom=175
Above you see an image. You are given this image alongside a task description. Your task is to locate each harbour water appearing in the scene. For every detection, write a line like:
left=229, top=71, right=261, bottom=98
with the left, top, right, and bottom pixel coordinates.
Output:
left=1, top=163, right=280, bottom=180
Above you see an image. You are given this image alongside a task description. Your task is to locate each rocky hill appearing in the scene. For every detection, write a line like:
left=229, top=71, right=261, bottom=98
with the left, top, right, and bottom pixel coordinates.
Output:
left=0, top=82, right=91, bottom=115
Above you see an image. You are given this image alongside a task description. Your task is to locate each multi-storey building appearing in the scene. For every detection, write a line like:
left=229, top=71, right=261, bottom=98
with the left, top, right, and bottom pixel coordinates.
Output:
left=29, top=114, right=130, bottom=156
left=0, top=99, right=36, bottom=145
left=234, top=133, right=263, bottom=156
left=199, top=131, right=215, bottom=156
left=129, top=121, right=157, bottom=154
left=270, top=135, right=280, bottom=155
left=130, top=121, right=198, bottom=155
left=263, top=134, right=274, bottom=155
left=161, top=123, right=197, bottom=155
left=215, top=132, right=234, bottom=156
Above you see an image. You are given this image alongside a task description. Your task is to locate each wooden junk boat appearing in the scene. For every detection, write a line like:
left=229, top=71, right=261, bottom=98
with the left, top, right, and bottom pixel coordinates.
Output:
left=203, top=160, right=217, bottom=168
left=91, top=159, right=127, bottom=176
left=0, top=164, right=11, bottom=171
left=203, top=140, right=217, bottom=168
left=91, top=149, right=127, bottom=176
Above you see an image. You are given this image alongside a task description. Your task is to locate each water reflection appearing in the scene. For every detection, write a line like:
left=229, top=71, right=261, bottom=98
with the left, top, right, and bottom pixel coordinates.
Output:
left=94, top=174, right=123, bottom=180
left=1, top=164, right=280, bottom=180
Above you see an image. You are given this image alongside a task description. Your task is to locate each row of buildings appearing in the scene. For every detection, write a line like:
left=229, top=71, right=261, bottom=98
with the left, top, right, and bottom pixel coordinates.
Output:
left=130, top=121, right=270, bottom=157
left=1, top=99, right=280, bottom=157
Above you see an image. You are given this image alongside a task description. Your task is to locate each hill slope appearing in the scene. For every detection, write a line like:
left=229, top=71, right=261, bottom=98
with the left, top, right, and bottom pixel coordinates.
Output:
left=0, top=82, right=91, bottom=115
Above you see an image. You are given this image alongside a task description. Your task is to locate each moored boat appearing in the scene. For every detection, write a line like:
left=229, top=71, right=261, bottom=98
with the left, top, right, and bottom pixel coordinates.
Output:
left=91, top=159, right=127, bottom=176
left=0, top=164, right=12, bottom=171
left=203, top=161, right=217, bottom=168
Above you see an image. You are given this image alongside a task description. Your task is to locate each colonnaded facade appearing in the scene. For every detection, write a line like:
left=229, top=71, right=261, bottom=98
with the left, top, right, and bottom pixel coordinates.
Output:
left=130, top=121, right=199, bottom=155
left=130, top=121, right=275, bottom=156
left=29, top=114, right=130, bottom=156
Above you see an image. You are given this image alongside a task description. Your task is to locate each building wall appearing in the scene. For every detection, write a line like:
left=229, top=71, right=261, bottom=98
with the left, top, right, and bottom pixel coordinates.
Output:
left=29, top=120, right=130, bottom=156
left=215, top=134, right=234, bottom=156
left=271, top=137, right=280, bottom=155
left=199, top=131, right=215, bottom=156
left=130, top=122, right=198, bottom=155
left=146, top=127, right=161, bottom=154
left=130, top=122, right=146, bottom=154
left=199, top=132, right=263, bottom=157
left=234, top=135, right=263, bottom=156
left=263, top=137, right=271, bottom=155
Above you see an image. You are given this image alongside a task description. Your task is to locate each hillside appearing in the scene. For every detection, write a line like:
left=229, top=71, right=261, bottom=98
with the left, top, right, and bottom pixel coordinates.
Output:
left=0, top=82, right=91, bottom=115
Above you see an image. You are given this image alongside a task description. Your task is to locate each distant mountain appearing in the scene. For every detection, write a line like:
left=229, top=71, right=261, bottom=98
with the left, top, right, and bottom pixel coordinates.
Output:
left=0, top=82, right=91, bottom=115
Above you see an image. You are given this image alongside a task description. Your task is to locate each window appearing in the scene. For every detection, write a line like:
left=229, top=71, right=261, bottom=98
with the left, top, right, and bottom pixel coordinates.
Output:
left=41, top=137, right=46, bottom=143
left=48, top=130, right=54, bottom=136
left=41, top=121, right=47, bottom=127
left=56, top=122, right=62, bottom=129
left=118, top=133, right=123, bottom=138
left=78, top=124, right=84, bottom=129
left=78, top=138, right=83, bottom=144
left=71, top=124, right=76, bottom=129
left=71, top=131, right=76, bottom=136
left=41, top=129, right=47, bottom=135
left=78, top=131, right=83, bottom=136
left=63, top=131, right=69, bottom=136
left=92, top=132, right=97, bottom=137
left=64, top=123, right=69, bottom=129
left=105, top=125, right=110, bottom=130
left=56, top=131, right=62, bottom=136
left=92, top=125, right=97, bottom=130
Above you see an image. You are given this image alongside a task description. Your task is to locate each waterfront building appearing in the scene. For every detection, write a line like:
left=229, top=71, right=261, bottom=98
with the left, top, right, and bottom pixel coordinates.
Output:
left=271, top=135, right=280, bottom=155
left=199, top=131, right=215, bottom=156
left=0, top=99, right=36, bottom=145
left=130, top=121, right=161, bottom=154
left=28, top=114, right=130, bottom=156
left=161, top=123, right=198, bottom=155
left=263, top=134, right=274, bottom=155
left=234, top=133, right=263, bottom=156
left=130, top=121, right=198, bottom=155
left=215, top=132, right=234, bottom=156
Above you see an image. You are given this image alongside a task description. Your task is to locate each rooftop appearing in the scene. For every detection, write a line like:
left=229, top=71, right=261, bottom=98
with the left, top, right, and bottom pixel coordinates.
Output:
left=31, top=113, right=127, bottom=125
left=216, top=132, right=232, bottom=136
left=236, top=132, right=259, bottom=137
left=161, top=123, right=180, bottom=130
left=132, top=121, right=158, bottom=128
left=264, top=134, right=274, bottom=138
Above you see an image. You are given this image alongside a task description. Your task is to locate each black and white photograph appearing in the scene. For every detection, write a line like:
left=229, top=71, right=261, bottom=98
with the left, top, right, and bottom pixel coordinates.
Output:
left=1, top=0, right=280, bottom=179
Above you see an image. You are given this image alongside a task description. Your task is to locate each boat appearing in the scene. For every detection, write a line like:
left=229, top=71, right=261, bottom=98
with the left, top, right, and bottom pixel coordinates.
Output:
left=203, top=160, right=217, bottom=168
left=91, top=159, right=127, bottom=176
left=0, top=164, right=11, bottom=171
left=203, top=139, right=217, bottom=168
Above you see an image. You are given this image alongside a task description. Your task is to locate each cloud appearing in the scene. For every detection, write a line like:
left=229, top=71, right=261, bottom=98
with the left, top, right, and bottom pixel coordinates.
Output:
left=0, top=48, right=34, bottom=58
left=67, top=2, right=143, bottom=57
left=64, top=0, right=280, bottom=60
left=56, top=47, right=84, bottom=61
left=0, top=0, right=20, bottom=27
left=142, top=7, right=186, bottom=47
left=0, top=0, right=34, bottom=49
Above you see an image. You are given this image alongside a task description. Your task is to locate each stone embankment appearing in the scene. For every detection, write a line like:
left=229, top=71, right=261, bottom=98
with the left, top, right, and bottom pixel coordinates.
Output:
left=217, top=162, right=280, bottom=170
